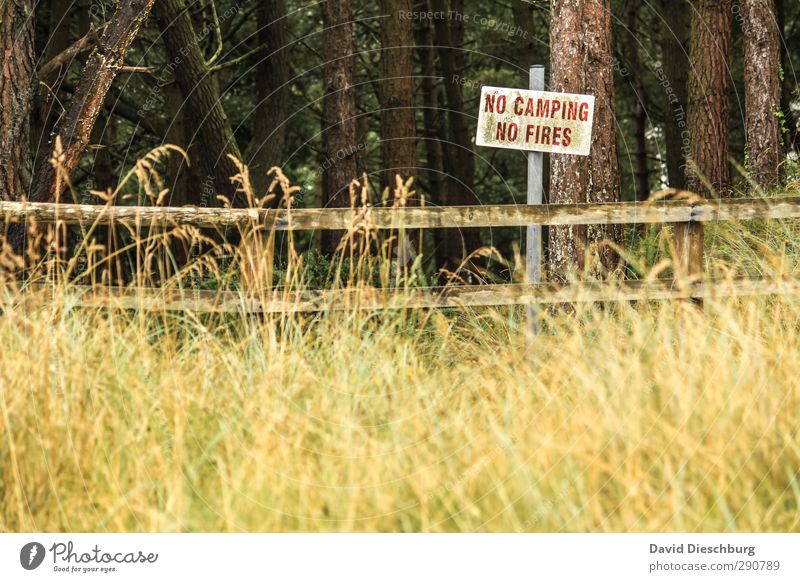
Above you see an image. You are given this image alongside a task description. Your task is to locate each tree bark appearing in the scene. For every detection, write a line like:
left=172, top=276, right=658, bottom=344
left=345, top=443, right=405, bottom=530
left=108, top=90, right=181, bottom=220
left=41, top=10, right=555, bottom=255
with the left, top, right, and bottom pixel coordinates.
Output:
left=512, top=0, right=542, bottom=70
left=156, top=0, right=243, bottom=209
left=0, top=0, right=36, bottom=203
left=26, top=0, right=156, bottom=205
left=687, top=0, right=732, bottom=197
left=777, top=0, right=799, bottom=156
left=548, top=0, right=622, bottom=280
left=623, top=0, right=651, bottom=201
left=44, top=0, right=73, bottom=62
left=245, top=0, right=290, bottom=199
left=379, top=0, right=416, bottom=194
left=31, top=0, right=75, bottom=172
left=429, top=0, right=481, bottom=271
left=414, top=11, right=448, bottom=270
left=658, top=0, right=690, bottom=190
left=742, top=0, right=782, bottom=189
left=321, top=0, right=358, bottom=253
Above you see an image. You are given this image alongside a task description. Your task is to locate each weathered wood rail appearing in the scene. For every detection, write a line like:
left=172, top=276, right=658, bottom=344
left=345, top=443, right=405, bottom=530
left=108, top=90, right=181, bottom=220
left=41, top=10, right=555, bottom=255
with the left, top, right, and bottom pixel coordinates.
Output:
left=15, top=278, right=800, bottom=313
left=4, top=195, right=799, bottom=313
left=1, top=196, right=799, bottom=230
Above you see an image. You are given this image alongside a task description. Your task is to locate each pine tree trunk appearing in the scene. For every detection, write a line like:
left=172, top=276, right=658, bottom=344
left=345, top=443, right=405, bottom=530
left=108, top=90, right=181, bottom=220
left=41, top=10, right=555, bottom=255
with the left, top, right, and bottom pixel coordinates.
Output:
left=321, top=0, right=358, bottom=254
left=687, top=0, right=732, bottom=197
left=246, top=0, right=290, bottom=199
left=548, top=0, right=621, bottom=280
left=658, top=0, right=690, bottom=190
left=742, top=0, right=782, bottom=189
left=512, top=0, right=541, bottom=69
left=624, top=0, right=651, bottom=201
left=379, top=0, right=416, bottom=193
left=777, top=0, right=799, bottom=156
left=429, top=0, right=481, bottom=272
left=414, top=14, right=448, bottom=270
left=156, top=0, right=243, bottom=208
left=0, top=0, right=36, bottom=203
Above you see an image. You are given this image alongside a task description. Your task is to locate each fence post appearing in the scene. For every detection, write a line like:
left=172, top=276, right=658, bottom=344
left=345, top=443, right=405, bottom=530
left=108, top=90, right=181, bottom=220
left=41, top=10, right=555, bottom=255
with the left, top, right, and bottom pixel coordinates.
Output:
left=675, top=218, right=704, bottom=299
left=527, top=65, right=545, bottom=337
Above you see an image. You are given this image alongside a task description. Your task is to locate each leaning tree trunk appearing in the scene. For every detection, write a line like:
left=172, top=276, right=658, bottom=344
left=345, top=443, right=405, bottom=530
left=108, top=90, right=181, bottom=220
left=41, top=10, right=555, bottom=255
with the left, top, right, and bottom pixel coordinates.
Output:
left=0, top=0, right=36, bottom=204
left=548, top=0, right=621, bottom=280
left=379, top=0, right=416, bottom=193
left=156, top=0, right=243, bottom=208
left=31, top=0, right=74, bottom=172
left=687, top=0, right=732, bottom=197
left=10, top=0, right=154, bottom=257
left=27, top=0, right=156, bottom=205
left=742, top=0, right=782, bottom=190
left=321, top=0, right=358, bottom=254
left=658, top=0, right=690, bottom=190
left=245, top=0, right=290, bottom=200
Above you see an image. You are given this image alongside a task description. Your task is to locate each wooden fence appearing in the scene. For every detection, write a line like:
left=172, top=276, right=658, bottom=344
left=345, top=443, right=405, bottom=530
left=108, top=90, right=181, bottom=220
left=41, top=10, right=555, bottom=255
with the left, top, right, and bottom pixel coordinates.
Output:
left=3, top=195, right=800, bottom=313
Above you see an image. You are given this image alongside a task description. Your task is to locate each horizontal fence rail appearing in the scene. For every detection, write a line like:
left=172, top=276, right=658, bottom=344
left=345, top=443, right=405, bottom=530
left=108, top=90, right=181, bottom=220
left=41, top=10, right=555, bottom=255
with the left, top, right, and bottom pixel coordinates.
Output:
left=11, top=278, right=800, bottom=313
left=1, top=196, right=799, bottom=230
left=4, top=196, right=799, bottom=313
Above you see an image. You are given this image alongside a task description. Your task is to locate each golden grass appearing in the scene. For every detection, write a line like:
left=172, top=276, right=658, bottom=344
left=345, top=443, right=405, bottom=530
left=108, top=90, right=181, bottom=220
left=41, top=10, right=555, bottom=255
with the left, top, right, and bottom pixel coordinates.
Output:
left=0, top=277, right=798, bottom=532
left=0, top=164, right=798, bottom=532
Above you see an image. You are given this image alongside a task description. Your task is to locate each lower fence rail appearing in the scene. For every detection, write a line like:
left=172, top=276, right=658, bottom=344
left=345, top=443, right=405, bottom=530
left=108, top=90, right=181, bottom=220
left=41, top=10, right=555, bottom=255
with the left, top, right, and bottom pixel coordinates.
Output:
left=9, top=278, right=800, bottom=314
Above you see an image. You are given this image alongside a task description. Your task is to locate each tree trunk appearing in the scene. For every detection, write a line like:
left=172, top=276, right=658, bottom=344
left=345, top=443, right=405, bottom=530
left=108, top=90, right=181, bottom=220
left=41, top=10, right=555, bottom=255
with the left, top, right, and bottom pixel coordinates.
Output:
left=624, top=0, right=651, bottom=201
left=0, top=0, right=35, bottom=203
left=777, top=0, right=799, bottom=156
left=512, top=0, right=542, bottom=70
left=429, top=0, right=481, bottom=271
left=379, top=0, right=416, bottom=194
left=321, top=0, right=358, bottom=254
left=742, top=0, right=782, bottom=189
left=156, top=0, right=243, bottom=209
left=26, top=0, right=156, bottom=205
left=31, top=0, right=74, bottom=171
left=414, top=12, right=448, bottom=271
left=658, top=0, right=690, bottom=190
left=245, top=0, right=290, bottom=200
left=687, top=0, right=732, bottom=197
left=548, top=0, right=621, bottom=280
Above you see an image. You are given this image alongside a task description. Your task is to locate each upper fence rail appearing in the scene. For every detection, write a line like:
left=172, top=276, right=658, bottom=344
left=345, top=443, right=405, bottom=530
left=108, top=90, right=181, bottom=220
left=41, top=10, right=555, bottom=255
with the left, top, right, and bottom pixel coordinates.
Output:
left=1, top=196, right=799, bottom=230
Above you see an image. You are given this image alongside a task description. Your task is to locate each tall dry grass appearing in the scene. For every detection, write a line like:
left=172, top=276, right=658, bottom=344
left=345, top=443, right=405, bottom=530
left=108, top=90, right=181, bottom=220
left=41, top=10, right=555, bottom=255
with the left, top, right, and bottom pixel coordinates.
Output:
left=0, top=279, right=798, bottom=532
left=0, top=159, right=798, bottom=532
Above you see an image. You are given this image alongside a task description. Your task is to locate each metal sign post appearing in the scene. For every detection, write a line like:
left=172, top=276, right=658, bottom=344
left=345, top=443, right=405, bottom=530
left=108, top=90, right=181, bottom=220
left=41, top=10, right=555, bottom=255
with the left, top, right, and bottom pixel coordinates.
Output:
left=474, top=68, right=596, bottom=340
left=527, top=65, right=545, bottom=337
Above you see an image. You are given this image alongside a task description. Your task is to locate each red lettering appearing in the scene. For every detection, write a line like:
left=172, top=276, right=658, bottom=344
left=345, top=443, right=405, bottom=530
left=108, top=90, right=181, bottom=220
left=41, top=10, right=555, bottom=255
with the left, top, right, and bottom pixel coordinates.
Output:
left=565, top=101, right=577, bottom=121
left=496, top=95, right=507, bottom=114
left=495, top=122, right=506, bottom=141
left=514, top=97, right=524, bottom=116
left=579, top=102, right=590, bottom=122
left=525, top=98, right=535, bottom=116
left=536, top=99, right=550, bottom=118
left=562, top=127, right=572, bottom=147
left=507, top=122, right=519, bottom=141
left=525, top=124, right=536, bottom=143
left=484, top=94, right=496, bottom=113
left=550, top=100, right=561, bottom=119
left=552, top=127, right=562, bottom=146
left=541, top=126, right=552, bottom=145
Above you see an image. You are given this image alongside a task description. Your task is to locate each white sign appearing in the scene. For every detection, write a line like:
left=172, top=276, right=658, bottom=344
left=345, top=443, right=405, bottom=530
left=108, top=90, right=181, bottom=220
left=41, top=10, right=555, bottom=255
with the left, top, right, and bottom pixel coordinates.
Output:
left=476, top=86, right=596, bottom=156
